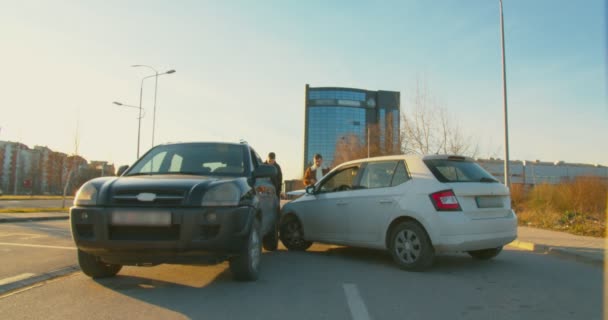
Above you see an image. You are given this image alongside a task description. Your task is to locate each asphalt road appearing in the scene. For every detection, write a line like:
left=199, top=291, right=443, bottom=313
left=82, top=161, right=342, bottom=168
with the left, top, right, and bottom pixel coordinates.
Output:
left=0, top=220, right=603, bottom=320
left=0, top=220, right=75, bottom=280
left=0, top=199, right=67, bottom=209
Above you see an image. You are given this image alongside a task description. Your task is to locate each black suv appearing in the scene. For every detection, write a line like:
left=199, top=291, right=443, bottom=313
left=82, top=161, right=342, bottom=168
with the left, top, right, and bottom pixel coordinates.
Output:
left=70, top=142, right=280, bottom=281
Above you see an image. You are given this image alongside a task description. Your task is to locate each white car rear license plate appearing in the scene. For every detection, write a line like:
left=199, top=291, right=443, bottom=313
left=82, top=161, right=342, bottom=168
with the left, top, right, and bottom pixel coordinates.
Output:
left=111, top=211, right=171, bottom=226
left=475, top=196, right=504, bottom=208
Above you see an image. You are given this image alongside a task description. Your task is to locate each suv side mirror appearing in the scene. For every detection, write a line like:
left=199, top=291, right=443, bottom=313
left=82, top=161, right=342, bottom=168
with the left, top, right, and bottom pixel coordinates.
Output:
left=116, top=165, right=129, bottom=176
left=253, top=164, right=277, bottom=178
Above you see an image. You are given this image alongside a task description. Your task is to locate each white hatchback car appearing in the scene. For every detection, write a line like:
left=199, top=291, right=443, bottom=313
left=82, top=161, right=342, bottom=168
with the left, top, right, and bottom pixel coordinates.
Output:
left=280, top=155, right=517, bottom=271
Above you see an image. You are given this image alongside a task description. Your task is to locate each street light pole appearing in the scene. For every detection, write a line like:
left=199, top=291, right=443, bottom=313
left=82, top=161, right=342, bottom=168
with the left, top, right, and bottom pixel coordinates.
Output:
left=113, top=101, right=144, bottom=159
left=132, top=65, right=176, bottom=148
left=499, top=0, right=511, bottom=188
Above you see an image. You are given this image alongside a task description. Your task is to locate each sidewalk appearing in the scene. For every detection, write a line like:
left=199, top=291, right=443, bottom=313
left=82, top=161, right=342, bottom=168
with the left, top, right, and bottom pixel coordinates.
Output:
left=509, top=226, right=606, bottom=267
left=0, top=211, right=605, bottom=266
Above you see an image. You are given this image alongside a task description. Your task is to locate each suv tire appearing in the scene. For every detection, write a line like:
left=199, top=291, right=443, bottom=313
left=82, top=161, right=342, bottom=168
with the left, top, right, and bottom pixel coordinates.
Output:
left=78, top=249, right=122, bottom=278
left=230, top=219, right=262, bottom=281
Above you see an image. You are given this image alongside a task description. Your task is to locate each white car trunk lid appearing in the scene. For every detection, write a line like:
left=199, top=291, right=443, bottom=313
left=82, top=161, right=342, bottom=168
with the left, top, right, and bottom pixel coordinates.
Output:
left=448, top=182, right=512, bottom=219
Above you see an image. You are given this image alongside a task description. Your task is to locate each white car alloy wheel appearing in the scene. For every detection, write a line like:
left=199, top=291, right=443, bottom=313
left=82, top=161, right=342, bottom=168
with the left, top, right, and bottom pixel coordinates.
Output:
left=394, top=229, right=422, bottom=264
left=389, top=221, right=434, bottom=271
left=279, top=216, right=312, bottom=251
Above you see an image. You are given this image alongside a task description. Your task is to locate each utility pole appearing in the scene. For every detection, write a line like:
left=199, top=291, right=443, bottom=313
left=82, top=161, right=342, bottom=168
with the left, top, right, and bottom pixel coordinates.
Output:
left=499, top=0, right=511, bottom=188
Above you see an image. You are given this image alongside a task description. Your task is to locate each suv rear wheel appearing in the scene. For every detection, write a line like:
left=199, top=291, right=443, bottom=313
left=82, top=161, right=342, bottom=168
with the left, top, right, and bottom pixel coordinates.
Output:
left=388, top=221, right=434, bottom=271
left=78, top=249, right=122, bottom=278
left=230, top=219, right=262, bottom=281
left=262, top=221, right=279, bottom=251
left=468, top=246, right=503, bottom=260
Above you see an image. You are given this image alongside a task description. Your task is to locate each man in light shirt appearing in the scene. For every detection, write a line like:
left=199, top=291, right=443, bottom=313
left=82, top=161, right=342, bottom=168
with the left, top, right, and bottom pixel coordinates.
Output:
left=303, top=153, right=330, bottom=186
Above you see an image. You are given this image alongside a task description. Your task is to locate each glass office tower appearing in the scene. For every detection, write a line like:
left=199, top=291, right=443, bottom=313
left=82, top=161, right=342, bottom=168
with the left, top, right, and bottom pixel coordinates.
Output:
left=303, top=85, right=400, bottom=170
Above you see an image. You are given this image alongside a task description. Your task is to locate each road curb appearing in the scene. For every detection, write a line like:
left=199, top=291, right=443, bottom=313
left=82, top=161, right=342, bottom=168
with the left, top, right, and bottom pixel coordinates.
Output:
left=507, top=240, right=542, bottom=252
left=0, top=216, right=69, bottom=223
left=0, top=265, right=80, bottom=297
left=507, top=240, right=603, bottom=267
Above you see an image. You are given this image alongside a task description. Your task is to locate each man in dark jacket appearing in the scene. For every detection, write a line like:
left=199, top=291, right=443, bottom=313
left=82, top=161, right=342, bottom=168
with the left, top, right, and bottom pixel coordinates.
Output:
left=265, top=152, right=283, bottom=198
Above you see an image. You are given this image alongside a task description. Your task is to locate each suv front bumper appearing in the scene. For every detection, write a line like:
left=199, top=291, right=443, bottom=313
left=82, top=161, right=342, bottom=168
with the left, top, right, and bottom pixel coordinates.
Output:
left=70, top=205, right=255, bottom=265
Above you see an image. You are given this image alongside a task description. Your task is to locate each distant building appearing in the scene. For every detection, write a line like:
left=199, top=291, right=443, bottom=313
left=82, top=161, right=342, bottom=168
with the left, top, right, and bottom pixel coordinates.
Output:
left=477, top=158, right=608, bottom=185
left=0, top=140, right=115, bottom=195
left=303, top=84, right=400, bottom=171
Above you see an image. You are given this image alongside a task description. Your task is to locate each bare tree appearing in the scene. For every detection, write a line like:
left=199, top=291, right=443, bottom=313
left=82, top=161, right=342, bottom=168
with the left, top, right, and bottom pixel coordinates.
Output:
left=401, top=82, right=478, bottom=157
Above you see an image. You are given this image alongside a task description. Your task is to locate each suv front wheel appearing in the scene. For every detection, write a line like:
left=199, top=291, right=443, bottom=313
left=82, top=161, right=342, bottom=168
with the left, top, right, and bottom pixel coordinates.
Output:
left=229, top=219, right=262, bottom=281
left=78, top=249, right=122, bottom=278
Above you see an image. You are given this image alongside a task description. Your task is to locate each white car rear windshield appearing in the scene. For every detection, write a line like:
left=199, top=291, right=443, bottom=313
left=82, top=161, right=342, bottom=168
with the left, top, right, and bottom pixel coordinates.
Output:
left=423, top=158, right=498, bottom=183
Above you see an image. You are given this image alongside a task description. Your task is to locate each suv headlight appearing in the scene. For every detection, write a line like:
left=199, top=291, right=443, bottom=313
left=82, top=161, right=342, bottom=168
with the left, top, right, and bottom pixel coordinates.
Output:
left=202, top=183, right=241, bottom=207
left=74, top=182, right=98, bottom=206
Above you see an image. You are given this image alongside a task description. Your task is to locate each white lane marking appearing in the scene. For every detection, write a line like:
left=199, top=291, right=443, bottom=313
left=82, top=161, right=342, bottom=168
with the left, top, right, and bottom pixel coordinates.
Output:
left=0, top=273, right=36, bottom=286
left=343, top=283, right=372, bottom=320
left=0, top=242, right=75, bottom=250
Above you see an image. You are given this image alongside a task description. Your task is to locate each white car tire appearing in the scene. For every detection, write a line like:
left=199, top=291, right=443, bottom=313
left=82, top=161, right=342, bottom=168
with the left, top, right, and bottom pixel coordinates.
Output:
left=389, top=221, right=435, bottom=271
left=468, top=246, right=503, bottom=260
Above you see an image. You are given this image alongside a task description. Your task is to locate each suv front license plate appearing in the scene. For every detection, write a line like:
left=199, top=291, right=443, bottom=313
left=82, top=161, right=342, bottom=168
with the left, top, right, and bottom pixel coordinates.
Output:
left=111, top=211, right=172, bottom=226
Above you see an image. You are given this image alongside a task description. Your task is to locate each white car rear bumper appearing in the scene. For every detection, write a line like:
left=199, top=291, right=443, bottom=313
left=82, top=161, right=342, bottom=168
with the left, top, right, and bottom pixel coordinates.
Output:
left=432, top=210, right=518, bottom=252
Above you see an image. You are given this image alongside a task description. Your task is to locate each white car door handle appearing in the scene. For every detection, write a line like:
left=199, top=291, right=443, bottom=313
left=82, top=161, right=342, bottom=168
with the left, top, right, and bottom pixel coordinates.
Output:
left=379, top=199, right=393, bottom=204
left=336, top=201, right=348, bottom=206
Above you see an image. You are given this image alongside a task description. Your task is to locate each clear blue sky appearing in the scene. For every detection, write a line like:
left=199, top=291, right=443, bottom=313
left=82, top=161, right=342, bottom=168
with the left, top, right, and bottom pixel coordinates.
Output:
left=0, top=0, right=605, bottom=179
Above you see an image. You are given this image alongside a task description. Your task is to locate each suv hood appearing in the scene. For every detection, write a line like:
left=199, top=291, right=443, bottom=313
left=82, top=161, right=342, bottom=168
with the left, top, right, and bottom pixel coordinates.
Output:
left=95, top=174, right=230, bottom=206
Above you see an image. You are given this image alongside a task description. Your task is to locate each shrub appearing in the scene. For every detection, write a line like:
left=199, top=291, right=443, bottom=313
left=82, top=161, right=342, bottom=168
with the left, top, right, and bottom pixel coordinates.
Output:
left=514, top=177, right=607, bottom=237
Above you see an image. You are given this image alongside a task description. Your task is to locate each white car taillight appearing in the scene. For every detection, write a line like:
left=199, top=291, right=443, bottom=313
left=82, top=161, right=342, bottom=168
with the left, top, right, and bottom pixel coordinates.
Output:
left=430, top=189, right=461, bottom=211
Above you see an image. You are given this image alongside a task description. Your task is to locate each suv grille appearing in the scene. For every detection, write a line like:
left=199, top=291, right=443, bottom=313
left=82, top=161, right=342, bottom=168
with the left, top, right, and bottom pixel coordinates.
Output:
left=111, top=190, right=186, bottom=206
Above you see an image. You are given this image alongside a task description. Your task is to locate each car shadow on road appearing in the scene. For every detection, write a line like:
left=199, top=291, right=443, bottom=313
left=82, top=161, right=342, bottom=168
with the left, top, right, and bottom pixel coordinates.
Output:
left=304, top=245, right=514, bottom=273
left=86, top=247, right=564, bottom=319
left=89, top=250, right=356, bottom=319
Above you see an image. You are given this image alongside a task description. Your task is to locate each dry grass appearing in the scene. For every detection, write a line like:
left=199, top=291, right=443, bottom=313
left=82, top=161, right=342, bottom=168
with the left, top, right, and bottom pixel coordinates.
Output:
left=514, top=177, right=607, bottom=238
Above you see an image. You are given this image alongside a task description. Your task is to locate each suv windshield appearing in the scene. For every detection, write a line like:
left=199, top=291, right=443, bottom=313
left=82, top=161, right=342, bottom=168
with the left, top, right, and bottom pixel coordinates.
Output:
left=126, top=143, right=247, bottom=177
left=424, top=158, right=498, bottom=183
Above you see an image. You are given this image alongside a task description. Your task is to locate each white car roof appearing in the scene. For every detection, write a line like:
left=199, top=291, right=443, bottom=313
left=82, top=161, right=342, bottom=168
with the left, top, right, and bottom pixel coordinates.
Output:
left=336, top=154, right=474, bottom=167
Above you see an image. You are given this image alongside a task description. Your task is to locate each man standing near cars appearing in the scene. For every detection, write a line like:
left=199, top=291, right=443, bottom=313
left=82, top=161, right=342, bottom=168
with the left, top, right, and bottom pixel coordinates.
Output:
left=265, top=152, right=283, bottom=198
left=303, top=153, right=330, bottom=186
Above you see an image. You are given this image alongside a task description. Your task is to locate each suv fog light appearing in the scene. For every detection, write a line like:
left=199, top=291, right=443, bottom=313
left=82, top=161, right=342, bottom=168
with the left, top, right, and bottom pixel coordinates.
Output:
left=207, top=213, right=217, bottom=223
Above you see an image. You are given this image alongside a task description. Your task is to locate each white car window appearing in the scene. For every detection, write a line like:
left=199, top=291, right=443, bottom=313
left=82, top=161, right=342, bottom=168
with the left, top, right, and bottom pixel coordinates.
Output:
left=391, top=161, right=410, bottom=186
left=359, top=161, right=398, bottom=189
left=319, top=166, right=359, bottom=193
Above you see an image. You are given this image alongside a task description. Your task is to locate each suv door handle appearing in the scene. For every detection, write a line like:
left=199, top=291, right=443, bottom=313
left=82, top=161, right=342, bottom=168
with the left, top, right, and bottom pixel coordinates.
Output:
left=379, top=199, right=393, bottom=204
left=336, top=201, right=348, bottom=206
